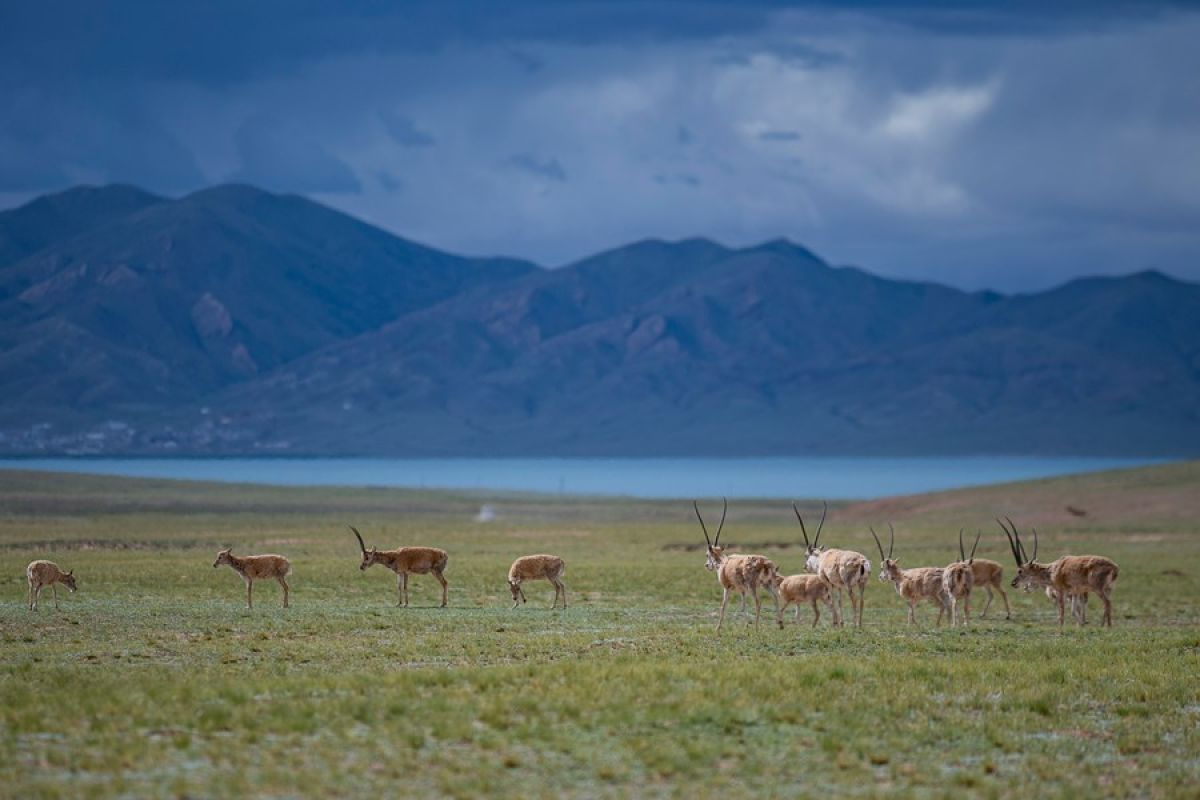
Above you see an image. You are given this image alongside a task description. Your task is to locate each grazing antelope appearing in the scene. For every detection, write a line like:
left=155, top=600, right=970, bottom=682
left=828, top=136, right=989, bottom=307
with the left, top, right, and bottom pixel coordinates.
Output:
left=349, top=526, right=449, bottom=608
left=969, top=549, right=1011, bottom=620
left=26, top=560, right=77, bottom=611
left=695, top=499, right=782, bottom=632
left=997, top=518, right=1119, bottom=627
left=942, top=530, right=980, bottom=626
left=771, top=573, right=836, bottom=628
left=871, top=525, right=951, bottom=626
left=213, top=548, right=292, bottom=609
left=507, top=554, right=567, bottom=609
left=793, top=502, right=870, bottom=627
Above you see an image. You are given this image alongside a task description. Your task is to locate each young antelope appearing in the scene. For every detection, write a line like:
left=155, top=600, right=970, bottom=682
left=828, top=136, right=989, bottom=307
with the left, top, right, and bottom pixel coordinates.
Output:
left=507, top=554, right=567, bottom=609
left=772, top=573, right=836, bottom=627
left=26, top=560, right=77, bottom=611
left=213, top=548, right=292, bottom=609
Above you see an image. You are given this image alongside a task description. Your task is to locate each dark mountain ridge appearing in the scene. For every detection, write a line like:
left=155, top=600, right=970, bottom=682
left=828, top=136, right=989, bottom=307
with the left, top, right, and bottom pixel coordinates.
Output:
left=1, top=183, right=1197, bottom=456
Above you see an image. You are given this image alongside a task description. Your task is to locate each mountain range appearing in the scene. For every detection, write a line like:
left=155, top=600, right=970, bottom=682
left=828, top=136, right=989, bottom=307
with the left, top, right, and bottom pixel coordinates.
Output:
left=1, top=184, right=1197, bottom=456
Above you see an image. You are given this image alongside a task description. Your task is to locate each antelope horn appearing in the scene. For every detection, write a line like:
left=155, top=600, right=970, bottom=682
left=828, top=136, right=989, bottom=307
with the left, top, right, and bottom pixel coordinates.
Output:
left=1006, top=516, right=1028, bottom=563
left=970, top=530, right=981, bottom=561
left=693, top=501, right=713, bottom=549
left=792, top=502, right=811, bottom=549
left=996, top=518, right=1022, bottom=567
left=1030, top=527, right=1039, bottom=562
left=348, top=525, right=367, bottom=554
left=887, top=522, right=895, bottom=559
left=870, top=526, right=886, bottom=562
left=959, top=528, right=966, bottom=562
left=813, top=501, right=828, bottom=548
left=714, top=497, right=728, bottom=547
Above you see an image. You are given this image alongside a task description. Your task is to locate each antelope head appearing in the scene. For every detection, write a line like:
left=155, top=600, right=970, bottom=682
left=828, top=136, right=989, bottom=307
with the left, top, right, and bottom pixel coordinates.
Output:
left=792, top=501, right=828, bottom=572
left=62, top=569, right=77, bottom=592
left=213, top=548, right=234, bottom=568
left=997, top=518, right=1049, bottom=591
left=348, top=526, right=381, bottom=570
left=957, top=528, right=981, bottom=565
left=694, top=498, right=728, bottom=571
left=871, top=524, right=899, bottom=583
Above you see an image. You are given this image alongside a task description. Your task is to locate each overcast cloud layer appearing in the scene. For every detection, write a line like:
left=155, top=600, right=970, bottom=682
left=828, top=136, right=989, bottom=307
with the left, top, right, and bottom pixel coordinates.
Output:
left=1, top=1, right=1197, bottom=290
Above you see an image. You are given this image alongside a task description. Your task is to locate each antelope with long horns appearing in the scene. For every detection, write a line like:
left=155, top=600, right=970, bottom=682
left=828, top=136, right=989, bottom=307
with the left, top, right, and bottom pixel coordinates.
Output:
left=26, top=560, right=77, bottom=611
left=696, top=499, right=782, bottom=632
left=871, top=525, right=951, bottom=626
left=942, top=529, right=980, bottom=626
left=997, top=518, right=1119, bottom=627
left=349, top=526, right=449, bottom=608
left=213, top=548, right=292, bottom=609
left=793, top=502, right=870, bottom=627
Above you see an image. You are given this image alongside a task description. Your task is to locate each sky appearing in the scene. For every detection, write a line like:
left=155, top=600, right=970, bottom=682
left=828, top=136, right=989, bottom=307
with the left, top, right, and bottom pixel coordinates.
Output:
left=1, top=0, right=1198, bottom=291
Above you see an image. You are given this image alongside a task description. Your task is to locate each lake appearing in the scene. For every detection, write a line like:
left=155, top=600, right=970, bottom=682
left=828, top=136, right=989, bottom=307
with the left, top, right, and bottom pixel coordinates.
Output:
left=0, top=456, right=1164, bottom=499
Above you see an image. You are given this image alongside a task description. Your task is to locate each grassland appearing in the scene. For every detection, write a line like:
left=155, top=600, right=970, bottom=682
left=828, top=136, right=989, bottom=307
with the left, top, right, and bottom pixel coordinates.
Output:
left=2, top=463, right=1199, bottom=798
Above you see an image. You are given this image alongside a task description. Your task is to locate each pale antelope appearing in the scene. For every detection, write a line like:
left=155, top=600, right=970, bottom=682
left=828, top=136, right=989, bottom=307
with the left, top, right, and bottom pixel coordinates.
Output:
left=871, top=525, right=951, bottom=626
left=998, top=518, right=1119, bottom=627
left=942, top=530, right=980, bottom=626
left=213, top=548, right=292, bottom=609
left=969, top=554, right=1010, bottom=619
left=1047, top=585, right=1088, bottom=624
left=793, top=502, right=870, bottom=627
left=771, top=573, right=836, bottom=628
left=26, top=560, right=77, bottom=611
left=696, top=499, right=782, bottom=632
left=349, top=526, right=449, bottom=607
left=507, top=554, right=567, bottom=609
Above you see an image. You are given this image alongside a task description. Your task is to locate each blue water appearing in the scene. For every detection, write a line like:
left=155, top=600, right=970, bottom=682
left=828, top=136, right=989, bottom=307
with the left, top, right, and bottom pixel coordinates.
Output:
left=0, top=456, right=1164, bottom=499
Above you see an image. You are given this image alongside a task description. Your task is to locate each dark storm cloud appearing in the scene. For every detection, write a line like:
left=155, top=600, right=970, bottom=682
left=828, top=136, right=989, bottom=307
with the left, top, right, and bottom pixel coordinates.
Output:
left=1, top=1, right=1198, bottom=290
left=230, top=116, right=361, bottom=194
left=507, top=155, right=568, bottom=182
left=379, top=111, right=436, bottom=148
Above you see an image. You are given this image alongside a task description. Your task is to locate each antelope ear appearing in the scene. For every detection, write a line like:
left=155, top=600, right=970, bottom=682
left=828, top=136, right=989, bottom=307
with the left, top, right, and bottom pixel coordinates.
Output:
left=67, top=570, right=74, bottom=576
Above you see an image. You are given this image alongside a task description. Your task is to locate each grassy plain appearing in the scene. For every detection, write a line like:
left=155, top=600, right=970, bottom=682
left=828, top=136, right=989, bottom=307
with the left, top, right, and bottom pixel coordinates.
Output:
left=1, top=463, right=1199, bottom=798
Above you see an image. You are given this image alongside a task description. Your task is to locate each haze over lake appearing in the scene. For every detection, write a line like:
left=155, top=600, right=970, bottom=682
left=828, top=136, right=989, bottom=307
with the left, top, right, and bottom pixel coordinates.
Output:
left=0, top=457, right=1162, bottom=499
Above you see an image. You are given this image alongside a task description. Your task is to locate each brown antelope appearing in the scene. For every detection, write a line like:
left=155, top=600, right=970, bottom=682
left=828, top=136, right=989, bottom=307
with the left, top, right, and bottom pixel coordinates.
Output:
left=997, top=518, right=1119, bottom=627
left=942, top=530, right=980, bottom=626
left=771, top=573, right=836, bottom=628
left=26, top=560, right=77, bottom=611
left=507, top=554, right=567, bottom=609
left=349, top=526, right=449, bottom=608
left=793, top=502, right=870, bottom=627
left=871, top=525, right=951, bottom=626
left=213, top=548, right=292, bottom=609
left=969, top=546, right=1010, bottom=619
left=696, top=499, right=782, bottom=632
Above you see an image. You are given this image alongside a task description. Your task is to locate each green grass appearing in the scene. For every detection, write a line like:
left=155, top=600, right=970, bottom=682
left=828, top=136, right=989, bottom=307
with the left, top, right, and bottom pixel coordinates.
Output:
left=2, top=463, right=1199, bottom=798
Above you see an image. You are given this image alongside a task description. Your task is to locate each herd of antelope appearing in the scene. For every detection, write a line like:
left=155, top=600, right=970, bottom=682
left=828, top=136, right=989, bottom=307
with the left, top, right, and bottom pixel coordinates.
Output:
left=23, top=504, right=1118, bottom=629
left=695, top=500, right=1119, bottom=631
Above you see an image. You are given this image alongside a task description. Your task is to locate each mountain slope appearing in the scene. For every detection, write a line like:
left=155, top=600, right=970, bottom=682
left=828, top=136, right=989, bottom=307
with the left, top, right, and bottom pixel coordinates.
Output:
left=191, top=241, right=1200, bottom=456
left=0, top=184, right=537, bottom=422
left=0, top=184, right=165, bottom=271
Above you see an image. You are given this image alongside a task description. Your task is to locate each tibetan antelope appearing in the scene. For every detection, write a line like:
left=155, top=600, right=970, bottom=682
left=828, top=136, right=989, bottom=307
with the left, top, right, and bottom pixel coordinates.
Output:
left=793, top=502, right=870, bottom=627
left=871, top=525, right=951, bottom=626
left=942, top=530, right=980, bottom=626
left=695, top=499, right=782, bottom=632
left=997, top=518, right=1119, bottom=627
left=26, top=560, right=77, bottom=611
left=771, top=573, right=836, bottom=628
left=349, top=526, right=449, bottom=607
left=213, top=548, right=292, bottom=609
left=968, top=545, right=1010, bottom=619
left=507, top=554, right=567, bottom=609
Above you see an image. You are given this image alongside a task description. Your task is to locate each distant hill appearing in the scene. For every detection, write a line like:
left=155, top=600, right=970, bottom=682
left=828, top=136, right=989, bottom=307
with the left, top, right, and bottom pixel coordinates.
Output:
left=0, top=184, right=535, bottom=426
left=1, top=184, right=1197, bottom=456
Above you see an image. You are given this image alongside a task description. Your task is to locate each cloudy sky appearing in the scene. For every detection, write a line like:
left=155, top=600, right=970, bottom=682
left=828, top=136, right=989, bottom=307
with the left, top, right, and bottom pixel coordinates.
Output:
left=2, top=1, right=1197, bottom=290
